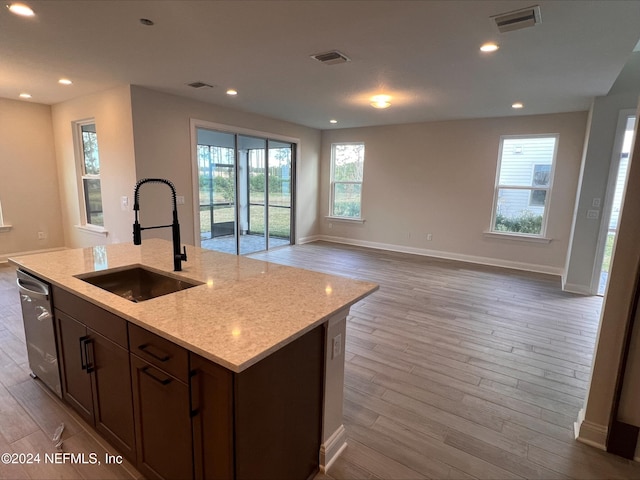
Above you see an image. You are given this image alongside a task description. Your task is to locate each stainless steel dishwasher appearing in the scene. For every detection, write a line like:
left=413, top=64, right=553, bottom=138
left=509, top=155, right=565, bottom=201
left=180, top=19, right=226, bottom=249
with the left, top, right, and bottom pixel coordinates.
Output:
left=16, top=269, right=62, bottom=398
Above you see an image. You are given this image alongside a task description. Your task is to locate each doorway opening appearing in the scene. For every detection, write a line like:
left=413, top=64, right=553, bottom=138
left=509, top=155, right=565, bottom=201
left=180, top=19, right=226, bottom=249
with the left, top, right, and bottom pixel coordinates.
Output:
left=194, top=126, right=295, bottom=255
left=597, top=113, right=636, bottom=295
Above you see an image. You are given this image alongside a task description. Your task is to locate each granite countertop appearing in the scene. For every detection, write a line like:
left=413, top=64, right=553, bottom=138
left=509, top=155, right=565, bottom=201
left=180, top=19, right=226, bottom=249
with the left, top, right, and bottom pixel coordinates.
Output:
left=9, top=239, right=378, bottom=372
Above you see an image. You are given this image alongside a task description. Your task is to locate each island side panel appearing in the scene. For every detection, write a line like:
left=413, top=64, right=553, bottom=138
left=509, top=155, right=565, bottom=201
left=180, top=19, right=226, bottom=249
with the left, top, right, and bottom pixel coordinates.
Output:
left=234, top=324, right=324, bottom=480
left=320, top=308, right=349, bottom=471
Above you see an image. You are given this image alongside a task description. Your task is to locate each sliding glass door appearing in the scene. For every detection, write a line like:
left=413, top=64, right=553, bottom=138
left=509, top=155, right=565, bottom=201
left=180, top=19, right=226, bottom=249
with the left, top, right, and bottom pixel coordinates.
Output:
left=196, top=127, right=294, bottom=255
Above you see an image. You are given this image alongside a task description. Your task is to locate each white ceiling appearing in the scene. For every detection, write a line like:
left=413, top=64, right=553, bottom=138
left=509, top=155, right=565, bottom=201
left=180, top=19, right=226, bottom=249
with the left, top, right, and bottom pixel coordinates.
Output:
left=2, top=0, right=640, bottom=130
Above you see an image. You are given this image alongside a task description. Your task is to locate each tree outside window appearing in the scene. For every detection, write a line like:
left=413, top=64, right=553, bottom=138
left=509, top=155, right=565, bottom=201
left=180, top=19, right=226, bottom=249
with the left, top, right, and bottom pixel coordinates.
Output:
left=78, top=122, right=104, bottom=227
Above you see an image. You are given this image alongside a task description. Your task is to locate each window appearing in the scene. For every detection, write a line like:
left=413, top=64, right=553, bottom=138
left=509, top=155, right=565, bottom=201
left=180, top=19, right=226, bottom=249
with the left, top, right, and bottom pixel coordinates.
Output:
left=76, top=122, right=104, bottom=227
left=491, top=135, right=558, bottom=236
left=330, top=143, right=365, bottom=219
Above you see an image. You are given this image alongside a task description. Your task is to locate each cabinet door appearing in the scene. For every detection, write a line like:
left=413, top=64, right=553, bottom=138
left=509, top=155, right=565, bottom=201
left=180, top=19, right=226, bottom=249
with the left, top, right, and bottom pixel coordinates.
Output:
left=130, top=354, right=193, bottom=480
left=88, top=330, right=136, bottom=461
left=190, top=354, right=234, bottom=480
left=55, top=310, right=93, bottom=424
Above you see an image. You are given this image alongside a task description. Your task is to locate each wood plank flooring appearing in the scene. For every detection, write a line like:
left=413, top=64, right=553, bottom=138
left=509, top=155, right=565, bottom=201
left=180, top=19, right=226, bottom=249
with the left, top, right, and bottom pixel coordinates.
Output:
left=0, top=241, right=639, bottom=479
left=0, top=264, right=142, bottom=480
left=249, top=241, right=640, bottom=480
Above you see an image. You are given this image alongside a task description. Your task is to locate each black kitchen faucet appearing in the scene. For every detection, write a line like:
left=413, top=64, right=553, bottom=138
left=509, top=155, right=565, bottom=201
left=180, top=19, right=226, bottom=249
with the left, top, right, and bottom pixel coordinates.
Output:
left=132, top=178, right=187, bottom=271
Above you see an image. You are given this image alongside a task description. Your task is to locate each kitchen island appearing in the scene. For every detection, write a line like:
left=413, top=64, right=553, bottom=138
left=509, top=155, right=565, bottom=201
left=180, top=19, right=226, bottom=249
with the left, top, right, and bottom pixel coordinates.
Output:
left=10, top=239, right=378, bottom=480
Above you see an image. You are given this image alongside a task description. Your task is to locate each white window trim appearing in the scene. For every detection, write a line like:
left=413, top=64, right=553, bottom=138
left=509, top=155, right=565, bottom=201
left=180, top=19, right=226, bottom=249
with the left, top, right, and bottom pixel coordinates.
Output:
left=74, top=119, right=105, bottom=229
left=74, top=224, right=108, bottom=236
left=0, top=200, right=10, bottom=232
left=489, top=134, right=559, bottom=239
left=329, top=142, right=365, bottom=221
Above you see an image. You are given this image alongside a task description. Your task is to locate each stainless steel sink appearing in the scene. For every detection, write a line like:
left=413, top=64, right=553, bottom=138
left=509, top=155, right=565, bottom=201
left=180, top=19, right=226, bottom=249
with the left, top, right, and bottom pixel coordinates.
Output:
left=75, top=266, right=201, bottom=302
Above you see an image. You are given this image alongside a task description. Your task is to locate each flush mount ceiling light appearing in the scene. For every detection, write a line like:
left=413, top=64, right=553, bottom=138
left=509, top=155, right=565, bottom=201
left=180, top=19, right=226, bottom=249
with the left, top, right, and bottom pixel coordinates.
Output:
left=512, top=102, right=524, bottom=109
left=226, top=89, right=238, bottom=96
left=480, top=43, right=499, bottom=53
left=7, top=3, right=34, bottom=16
left=19, top=92, right=31, bottom=98
left=370, top=94, right=392, bottom=109
left=329, top=119, right=338, bottom=124
left=58, top=78, right=73, bottom=85
left=139, top=18, right=154, bottom=26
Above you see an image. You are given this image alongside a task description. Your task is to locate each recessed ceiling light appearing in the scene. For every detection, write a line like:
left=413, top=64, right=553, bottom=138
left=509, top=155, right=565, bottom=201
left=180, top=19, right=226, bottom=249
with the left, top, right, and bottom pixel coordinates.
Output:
left=7, top=3, right=34, bottom=16
left=19, top=93, right=31, bottom=99
left=480, top=43, right=499, bottom=53
left=329, top=119, right=338, bottom=124
left=512, top=102, right=524, bottom=109
left=371, top=94, right=391, bottom=109
left=58, top=78, right=73, bottom=85
left=226, top=89, right=238, bottom=96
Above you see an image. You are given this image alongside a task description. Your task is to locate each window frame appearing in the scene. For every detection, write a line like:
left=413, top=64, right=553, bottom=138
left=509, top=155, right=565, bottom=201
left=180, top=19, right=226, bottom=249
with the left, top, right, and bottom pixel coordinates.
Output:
left=490, top=134, right=559, bottom=238
left=329, top=142, right=365, bottom=221
left=74, top=119, right=105, bottom=231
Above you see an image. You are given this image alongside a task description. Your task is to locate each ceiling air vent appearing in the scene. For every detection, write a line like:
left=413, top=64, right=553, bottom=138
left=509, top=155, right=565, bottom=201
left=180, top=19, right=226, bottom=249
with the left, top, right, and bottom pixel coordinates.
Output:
left=187, top=81, right=214, bottom=89
left=492, top=5, right=541, bottom=33
left=311, top=50, right=350, bottom=65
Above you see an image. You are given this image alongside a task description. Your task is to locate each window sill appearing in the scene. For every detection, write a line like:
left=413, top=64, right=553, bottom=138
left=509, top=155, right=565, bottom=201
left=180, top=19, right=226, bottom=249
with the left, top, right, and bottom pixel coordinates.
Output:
left=75, top=224, right=109, bottom=237
left=483, top=231, right=552, bottom=244
left=0, top=225, right=12, bottom=233
left=325, top=216, right=366, bottom=224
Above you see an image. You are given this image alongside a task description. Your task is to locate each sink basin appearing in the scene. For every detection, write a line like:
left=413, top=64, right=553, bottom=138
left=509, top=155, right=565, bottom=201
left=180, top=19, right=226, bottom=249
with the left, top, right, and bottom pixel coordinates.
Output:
left=76, top=266, right=202, bottom=302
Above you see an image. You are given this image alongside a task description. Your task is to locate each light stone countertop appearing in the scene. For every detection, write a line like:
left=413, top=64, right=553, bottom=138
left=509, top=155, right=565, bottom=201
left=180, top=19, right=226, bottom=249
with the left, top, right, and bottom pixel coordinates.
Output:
left=9, top=239, right=378, bottom=372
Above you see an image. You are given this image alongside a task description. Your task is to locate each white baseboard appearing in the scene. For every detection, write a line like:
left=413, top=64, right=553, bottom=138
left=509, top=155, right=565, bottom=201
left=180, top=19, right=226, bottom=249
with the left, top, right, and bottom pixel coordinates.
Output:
left=1, top=247, right=66, bottom=264
left=319, top=424, right=347, bottom=473
left=298, top=234, right=322, bottom=245
left=316, top=235, right=563, bottom=277
left=574, top=408, right=607, bottom=450
left=562, top=281, right=593, bottom=295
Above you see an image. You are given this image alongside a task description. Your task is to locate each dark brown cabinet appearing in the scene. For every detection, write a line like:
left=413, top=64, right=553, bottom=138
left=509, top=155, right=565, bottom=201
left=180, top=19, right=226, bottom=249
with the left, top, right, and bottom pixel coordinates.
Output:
left=129, top=325, right=193, bottom=480
left=54, top=288, right=135, bottom=462
left=190, top=354, right=234, bottom=480
left=191, top=324, right=324, bottom=480
left=52, top=286, right=324, bottom=480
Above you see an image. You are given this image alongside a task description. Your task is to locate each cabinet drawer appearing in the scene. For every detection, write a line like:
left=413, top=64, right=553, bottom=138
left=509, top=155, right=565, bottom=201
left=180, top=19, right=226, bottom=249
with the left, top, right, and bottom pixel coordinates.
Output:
left=128, top=324, right=189, bottom=382
left=53, top=286, right=127, bottom=348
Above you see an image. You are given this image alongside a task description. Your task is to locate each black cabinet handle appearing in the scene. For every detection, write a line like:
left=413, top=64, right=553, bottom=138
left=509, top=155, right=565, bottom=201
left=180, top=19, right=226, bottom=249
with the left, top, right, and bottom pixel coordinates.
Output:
left=141, top=366, right=172, bottom=386
left=138, top=343, right=170, bottom=362
left=79, top=335, right=89, bottom=371
left=85, top=339, right=94, bottom=374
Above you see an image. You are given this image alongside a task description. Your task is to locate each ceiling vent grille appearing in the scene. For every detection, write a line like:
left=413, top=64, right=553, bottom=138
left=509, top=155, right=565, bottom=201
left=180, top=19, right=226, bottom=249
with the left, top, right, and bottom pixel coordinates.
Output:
left=187, top=81, right=214, bottom=89
left=311, top=50, right=350, bottom=65
left=492, top=5, right=541, bottom=33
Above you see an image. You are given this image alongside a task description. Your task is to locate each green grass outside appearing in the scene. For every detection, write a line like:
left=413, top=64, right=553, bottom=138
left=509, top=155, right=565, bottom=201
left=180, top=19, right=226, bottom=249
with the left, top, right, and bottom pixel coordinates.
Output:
left=602, top=232, right=615, bottom=273
left=200, top=205, right=290, bottom=238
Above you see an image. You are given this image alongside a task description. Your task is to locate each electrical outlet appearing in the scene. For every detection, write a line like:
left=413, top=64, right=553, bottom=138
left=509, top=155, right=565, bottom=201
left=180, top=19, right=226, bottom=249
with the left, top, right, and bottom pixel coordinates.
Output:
left=121, top=196, right=129, bottom=211
left=332, top=334, right=342, bottom=359
left=328, top=222, right=333, bottom=229
left=426, top=233, right=433, bottom=241
left=587, top=209, right=600, bottom=219
left=592, top=197, right=601, bottom=208
left=177, top=196, right=185, bottom=205
left=37, top=231, right=47, bottom=240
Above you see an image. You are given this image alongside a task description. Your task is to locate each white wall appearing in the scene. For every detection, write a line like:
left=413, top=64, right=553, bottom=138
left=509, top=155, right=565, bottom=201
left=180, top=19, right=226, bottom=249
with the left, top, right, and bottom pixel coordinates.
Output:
left=564, top=91, right=640, bottom=294
left=576, top=98, right=640, bottom=450
left=0, top=98, right=64, bottom=260
left=129, top=86, right=321, bottom=246
left=51, top=85, right=137, bottom=248
left=320, top=112, right=588, bottom=274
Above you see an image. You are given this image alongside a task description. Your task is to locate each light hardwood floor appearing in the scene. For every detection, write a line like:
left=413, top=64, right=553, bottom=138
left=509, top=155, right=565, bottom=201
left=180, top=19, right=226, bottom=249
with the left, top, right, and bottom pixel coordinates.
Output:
left=249, top=242, right=640, bottom=480
left=0, top=241, right=639, bottom=479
